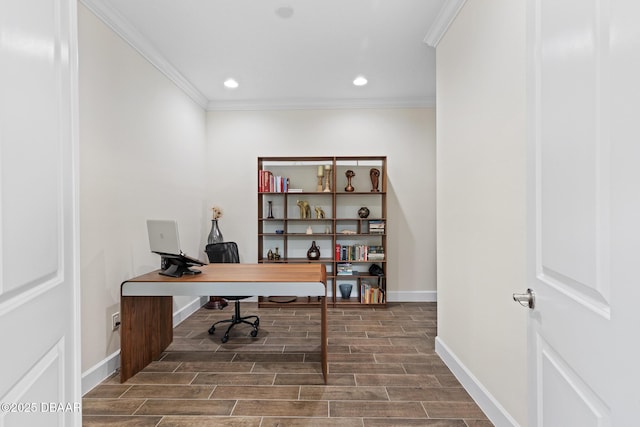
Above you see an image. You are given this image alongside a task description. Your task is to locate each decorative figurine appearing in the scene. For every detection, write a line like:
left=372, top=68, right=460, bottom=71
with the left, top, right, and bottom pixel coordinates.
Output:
left=307, top=241, right=320, bottom=260
left=323, top=165, right=331, bottom=192
left=297, top=200, right=311, bottom=218
left=274, top=247, right=281, bottom=260
left=315, top=206, right=325, bottom=218
left=370, top=168, right=380, bottom=192
left=267, top=249, right=274, bottom=260
left=306, top=225, right=313, bottom=234
left=345, top=169, right=355, bottom=192
left=358, top=207, right=370, bottom=218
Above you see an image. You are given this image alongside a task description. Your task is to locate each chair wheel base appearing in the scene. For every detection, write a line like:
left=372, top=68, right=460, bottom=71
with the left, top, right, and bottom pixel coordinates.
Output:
left=208, top=327, right=215, bottom=335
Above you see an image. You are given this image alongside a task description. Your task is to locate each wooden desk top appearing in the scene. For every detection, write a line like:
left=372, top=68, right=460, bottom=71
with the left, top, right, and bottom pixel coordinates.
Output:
left=121, top=263, right=327, bottom=297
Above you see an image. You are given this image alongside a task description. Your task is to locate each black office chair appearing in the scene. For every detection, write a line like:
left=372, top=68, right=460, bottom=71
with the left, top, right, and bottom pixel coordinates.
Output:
left=204, top=242, right=259, bottom=343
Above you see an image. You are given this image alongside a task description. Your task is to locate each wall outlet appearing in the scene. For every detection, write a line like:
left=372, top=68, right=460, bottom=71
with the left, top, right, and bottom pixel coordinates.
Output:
left=112, top=312, right=120, bottom=331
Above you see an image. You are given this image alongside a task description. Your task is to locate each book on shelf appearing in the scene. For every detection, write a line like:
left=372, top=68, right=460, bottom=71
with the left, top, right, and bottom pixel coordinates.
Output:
left=361, top=281, right=385, bottom=304
left=335, top=244, right=384, bottom=262
left=259, top=170, right=290, bottom=193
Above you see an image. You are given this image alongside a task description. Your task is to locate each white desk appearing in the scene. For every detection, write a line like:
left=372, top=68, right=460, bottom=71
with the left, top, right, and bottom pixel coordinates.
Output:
left=120, top=263, right=328, bottom=383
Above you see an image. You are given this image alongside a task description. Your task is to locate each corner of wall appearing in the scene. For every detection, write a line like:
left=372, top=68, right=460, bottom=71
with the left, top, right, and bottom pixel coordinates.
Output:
left=435, top=337, right=522, bottom=427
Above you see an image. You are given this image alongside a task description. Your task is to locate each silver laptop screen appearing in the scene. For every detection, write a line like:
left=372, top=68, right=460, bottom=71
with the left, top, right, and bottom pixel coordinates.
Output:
left=146, top=219, right=181, bottom=255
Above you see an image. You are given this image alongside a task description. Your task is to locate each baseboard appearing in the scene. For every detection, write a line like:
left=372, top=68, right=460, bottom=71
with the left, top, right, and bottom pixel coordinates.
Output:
left=387, top=290, right=437, bottom=302
left=435, top=337, right=521, bottom=427
left=81, top=297, right=206, bottom=395
left=172, top=296, right=209, bottom=326
left=81, top=350, right=120, bottom=395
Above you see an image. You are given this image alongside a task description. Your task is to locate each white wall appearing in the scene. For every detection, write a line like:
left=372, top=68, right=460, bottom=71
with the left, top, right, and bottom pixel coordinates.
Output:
left=78, top=4, right=207, bottom=374
left=205, top=108, right=436, bottom=300
left=436, top=0, right=528, bottom=425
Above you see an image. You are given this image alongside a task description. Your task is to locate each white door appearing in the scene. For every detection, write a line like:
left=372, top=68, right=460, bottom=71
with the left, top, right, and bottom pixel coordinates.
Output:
left=525, top=0, right=640, bottom=425
left=0, top=1, right=81, bottom=426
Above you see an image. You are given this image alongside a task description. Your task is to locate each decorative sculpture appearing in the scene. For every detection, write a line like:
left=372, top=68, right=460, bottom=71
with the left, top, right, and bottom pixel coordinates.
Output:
left=358, top=207, right=370, bottom=218
left=370, top=168, right=380, bottom=192
left=315, top=206, right=325, bottom=218
left=267, top=200, right=274, bottom=218
left=297, top=200, right=311, bottom=218
left=345, top=170, right=355, bottom=192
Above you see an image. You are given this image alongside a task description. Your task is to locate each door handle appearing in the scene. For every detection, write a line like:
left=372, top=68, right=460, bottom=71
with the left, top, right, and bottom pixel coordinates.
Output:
left=513, top=288, right=535, bottom=309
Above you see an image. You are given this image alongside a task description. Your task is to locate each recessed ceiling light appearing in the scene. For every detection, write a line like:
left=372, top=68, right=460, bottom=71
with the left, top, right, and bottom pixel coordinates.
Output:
left=275, top=5, right=294, bottom=19
left=223, top=78, right=239, bottom=89
left=353, top=76, right=368, bottom=86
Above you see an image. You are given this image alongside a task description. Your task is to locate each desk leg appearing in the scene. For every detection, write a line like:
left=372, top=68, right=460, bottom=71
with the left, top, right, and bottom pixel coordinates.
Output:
left=120, top=295, right=173, bottom=382
left=321, top=295, right=328, bottom=384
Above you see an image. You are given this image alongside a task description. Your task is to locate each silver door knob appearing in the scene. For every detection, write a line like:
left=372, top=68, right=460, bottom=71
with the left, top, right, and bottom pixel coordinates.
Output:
left=513, top=288, right=535, bottom=309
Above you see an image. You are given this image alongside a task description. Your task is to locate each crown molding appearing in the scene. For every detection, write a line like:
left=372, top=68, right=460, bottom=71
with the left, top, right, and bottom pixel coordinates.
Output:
left=423, top=0, right=468, bottom=47
left=80, top=0, right=209, bottom=109
left=207, top=96, right=436, bottom=112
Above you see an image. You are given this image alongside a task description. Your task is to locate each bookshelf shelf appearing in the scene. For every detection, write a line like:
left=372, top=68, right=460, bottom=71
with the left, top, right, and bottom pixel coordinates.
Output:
left=258, top=156, right=387, bottom=308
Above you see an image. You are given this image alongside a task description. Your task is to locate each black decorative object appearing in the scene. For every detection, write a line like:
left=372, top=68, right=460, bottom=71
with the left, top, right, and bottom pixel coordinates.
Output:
left=358, top=207, right=370, bottom=218
left=267, top=200, right=274, bottom=219
left=307, top=241, right=320, bottom=260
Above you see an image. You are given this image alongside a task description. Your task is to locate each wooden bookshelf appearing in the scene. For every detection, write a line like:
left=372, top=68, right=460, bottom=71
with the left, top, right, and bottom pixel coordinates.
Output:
left=257, top=156, right=387, bottom=307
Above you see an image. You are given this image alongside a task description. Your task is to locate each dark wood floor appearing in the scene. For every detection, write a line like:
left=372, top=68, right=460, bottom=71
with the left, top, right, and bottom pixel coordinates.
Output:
left=83, top=302, right=493, bottom=426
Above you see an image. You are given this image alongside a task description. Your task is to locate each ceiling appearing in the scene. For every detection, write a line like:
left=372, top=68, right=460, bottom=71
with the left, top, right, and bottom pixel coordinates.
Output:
left=81, top=0, right=463, bottom=110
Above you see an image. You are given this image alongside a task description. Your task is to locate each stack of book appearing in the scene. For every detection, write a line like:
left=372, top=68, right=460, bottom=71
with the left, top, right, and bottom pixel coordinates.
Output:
left=336, top=263, right=353, bottom=275
left=368, top=220, right=385, bottom=234
left=367, top=246, right=385, bottom=260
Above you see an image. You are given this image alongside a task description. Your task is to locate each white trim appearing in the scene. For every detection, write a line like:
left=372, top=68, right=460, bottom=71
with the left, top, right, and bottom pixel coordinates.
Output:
left=81, top=297, right=205, bottom=395
left=79, top=0, right=208, bottom=109
left=81, top=350, right=120, bottom=396
left=172, top=296, right=208, bottom=326
left=435, top=337, right=522, bottom=427
left=423, top=0, right=468, bottom=48
left=387, top=290, right=436, bottom=302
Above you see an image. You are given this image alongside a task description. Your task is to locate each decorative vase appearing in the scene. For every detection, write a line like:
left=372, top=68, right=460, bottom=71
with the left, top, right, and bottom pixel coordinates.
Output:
left=307, top=241, right=320, bottom=260
left=345, top=170, right=355, bottom=192
left=207, top=219, right=224, bottom=244
left=267, top=201, right=274, bottom=219
left=339, top=284, right=353, bottom=299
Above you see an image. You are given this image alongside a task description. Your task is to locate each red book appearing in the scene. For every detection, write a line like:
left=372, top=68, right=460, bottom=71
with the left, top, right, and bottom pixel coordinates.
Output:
left=335, top=244, right=341, bottom=261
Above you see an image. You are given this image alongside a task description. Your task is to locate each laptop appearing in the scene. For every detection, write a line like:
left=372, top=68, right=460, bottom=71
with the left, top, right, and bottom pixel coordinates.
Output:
left=146, top=219, right=204, bottom=265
